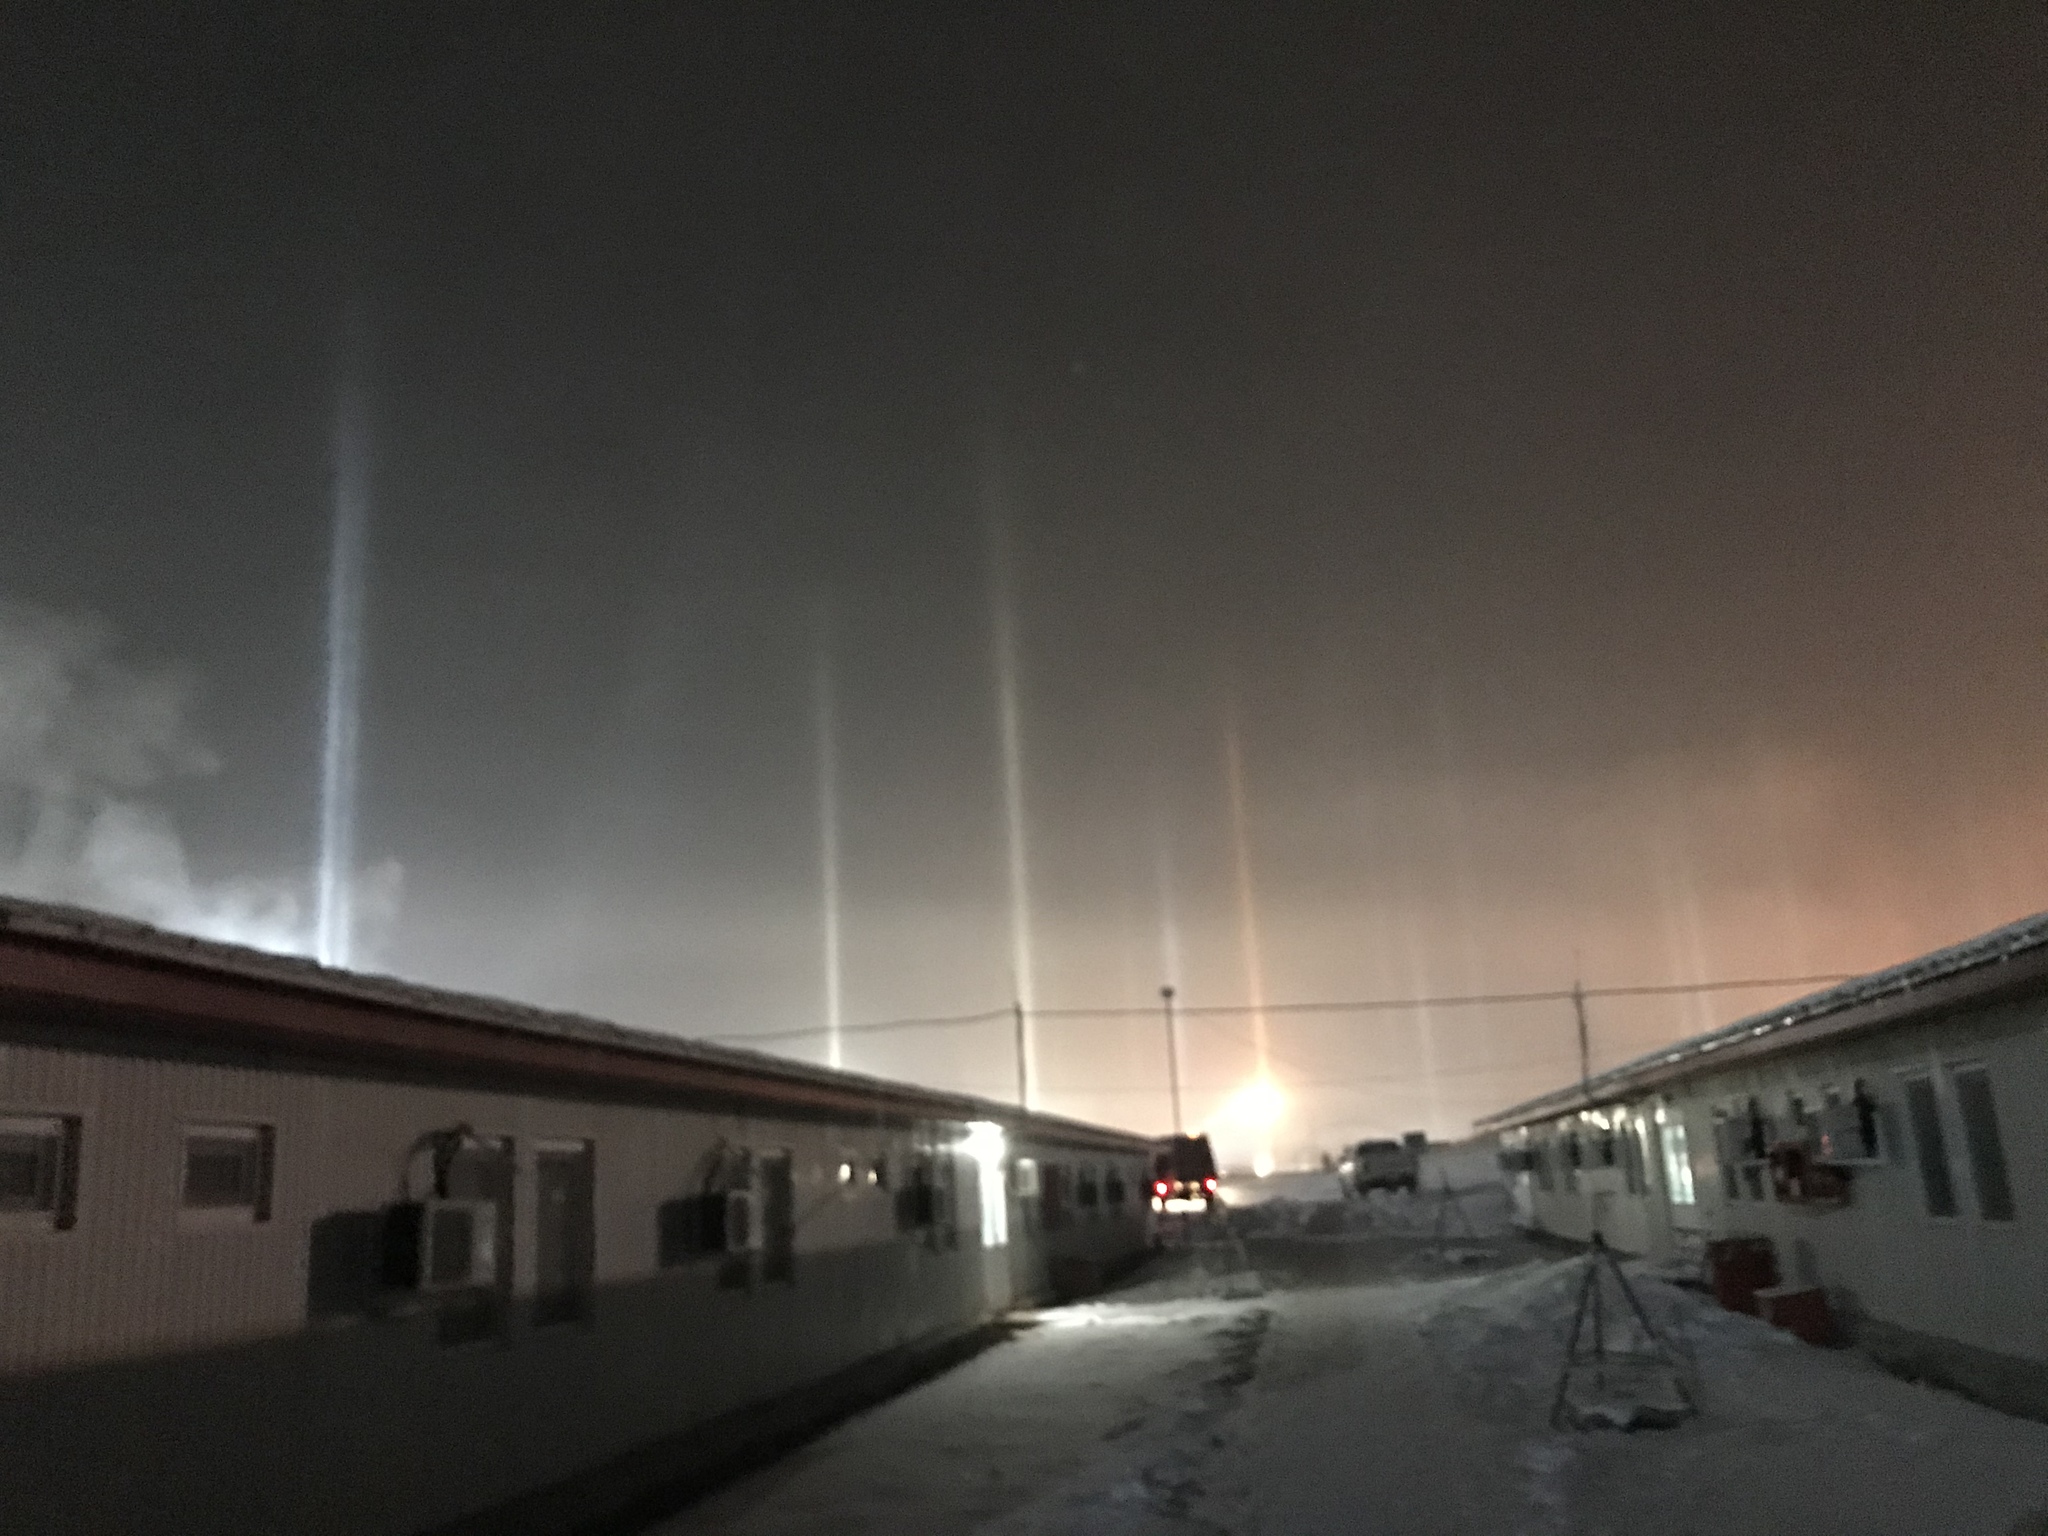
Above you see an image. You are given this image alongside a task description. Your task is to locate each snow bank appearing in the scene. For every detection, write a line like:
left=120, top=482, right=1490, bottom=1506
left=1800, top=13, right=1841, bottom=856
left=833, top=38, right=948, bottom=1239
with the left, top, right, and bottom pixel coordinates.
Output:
left=1226, top=1181, right=1517, bottom=1240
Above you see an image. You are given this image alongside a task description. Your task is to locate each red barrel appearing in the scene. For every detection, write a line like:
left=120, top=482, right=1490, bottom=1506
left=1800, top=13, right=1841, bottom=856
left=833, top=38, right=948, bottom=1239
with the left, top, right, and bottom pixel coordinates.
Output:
left=1705, top=1235, right=1779, bottom=1315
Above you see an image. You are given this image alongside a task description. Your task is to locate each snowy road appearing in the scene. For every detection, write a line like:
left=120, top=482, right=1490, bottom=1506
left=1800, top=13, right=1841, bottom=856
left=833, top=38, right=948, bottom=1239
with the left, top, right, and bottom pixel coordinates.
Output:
left=645, top=1192, right=2048, bottom=1535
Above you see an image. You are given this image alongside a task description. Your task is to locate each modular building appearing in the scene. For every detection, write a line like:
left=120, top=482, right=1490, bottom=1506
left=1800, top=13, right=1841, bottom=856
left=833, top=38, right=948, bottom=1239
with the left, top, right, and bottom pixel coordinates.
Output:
left=1478, top=910, right=2048, bottom=1418
left=0, top=898, right=1156, bottom=1536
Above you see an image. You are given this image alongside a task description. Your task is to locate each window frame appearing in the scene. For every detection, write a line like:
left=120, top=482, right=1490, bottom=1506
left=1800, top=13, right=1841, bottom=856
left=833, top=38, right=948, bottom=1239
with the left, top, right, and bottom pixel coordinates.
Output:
left=1898, top=1072, right=1960, bottom=1221
left=1947, top=1062, right=2017, bottom=1224
left=0, top=1113, right=82, bottom=1232
left=177, top=1122, right=275, bottom=1227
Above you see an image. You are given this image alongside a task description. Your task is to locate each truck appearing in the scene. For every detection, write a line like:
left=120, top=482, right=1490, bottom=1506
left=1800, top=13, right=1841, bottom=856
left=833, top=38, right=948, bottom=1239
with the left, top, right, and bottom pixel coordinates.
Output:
left=1342, top=1131, right=1426, bottom=1195
left=1150, top=1133, right=1220, bottom=1210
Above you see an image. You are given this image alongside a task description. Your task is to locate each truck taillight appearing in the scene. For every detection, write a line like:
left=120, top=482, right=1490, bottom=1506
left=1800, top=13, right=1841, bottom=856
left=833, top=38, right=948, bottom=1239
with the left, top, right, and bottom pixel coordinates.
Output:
left=1154, top=1180, right=1170, bottom=1196
left=1203, top=1177, right=1217, bottom=1191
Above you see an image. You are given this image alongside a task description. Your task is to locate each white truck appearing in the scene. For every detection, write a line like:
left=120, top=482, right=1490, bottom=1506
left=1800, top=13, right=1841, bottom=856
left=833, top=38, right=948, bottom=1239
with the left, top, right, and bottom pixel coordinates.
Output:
left=1342, top=1132, right=1425, bottom=1195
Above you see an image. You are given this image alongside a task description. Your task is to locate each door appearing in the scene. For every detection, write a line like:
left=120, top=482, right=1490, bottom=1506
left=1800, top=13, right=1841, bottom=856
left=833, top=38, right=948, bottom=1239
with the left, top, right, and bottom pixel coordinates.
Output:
left=534, top=1140, right=595, bottom=1326
left=760, top=1150, right=795, bottom=1283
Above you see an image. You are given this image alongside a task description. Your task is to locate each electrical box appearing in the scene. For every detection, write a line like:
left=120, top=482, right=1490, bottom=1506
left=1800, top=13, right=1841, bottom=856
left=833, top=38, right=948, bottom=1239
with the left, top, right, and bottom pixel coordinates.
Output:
left=383, top=1199, right=499, bottom=1292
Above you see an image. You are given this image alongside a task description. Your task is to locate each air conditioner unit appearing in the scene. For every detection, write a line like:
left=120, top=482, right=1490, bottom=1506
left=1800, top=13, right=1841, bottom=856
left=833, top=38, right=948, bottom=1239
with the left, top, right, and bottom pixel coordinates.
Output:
left=1811, top=1099, right=1883, bottom=1166
left=724, top=1188, right=760, bottom=1253
left=383, top=1199, right=499, bottom=1292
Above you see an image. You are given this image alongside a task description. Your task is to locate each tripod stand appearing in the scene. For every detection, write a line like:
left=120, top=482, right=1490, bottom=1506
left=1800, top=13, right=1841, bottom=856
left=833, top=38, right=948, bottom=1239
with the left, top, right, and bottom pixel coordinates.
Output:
left=1547, top=1232, right=1697, bottom=1431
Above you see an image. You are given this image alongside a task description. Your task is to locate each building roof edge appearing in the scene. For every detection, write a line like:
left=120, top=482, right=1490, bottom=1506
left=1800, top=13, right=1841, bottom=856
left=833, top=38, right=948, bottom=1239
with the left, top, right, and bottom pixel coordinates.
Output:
left=1474, top=909, right=2048, bottom=1134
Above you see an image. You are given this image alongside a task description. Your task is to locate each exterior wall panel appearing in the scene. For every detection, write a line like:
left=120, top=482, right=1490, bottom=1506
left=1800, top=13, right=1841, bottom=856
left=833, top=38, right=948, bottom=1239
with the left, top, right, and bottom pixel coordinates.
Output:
left=0, top=1016, right=1154, bottom=1536
left=1504, top=991, right=2048, bottom=1388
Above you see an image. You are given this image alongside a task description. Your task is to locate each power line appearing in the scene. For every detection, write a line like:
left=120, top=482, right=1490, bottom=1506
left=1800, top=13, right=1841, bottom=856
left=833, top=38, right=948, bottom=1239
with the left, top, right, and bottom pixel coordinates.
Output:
left=710, top=1006, right=1012, bottom=1046
left=706, top=973, right=1854, bottom=1047
left=1033, top=974, right=1857, bottom=1019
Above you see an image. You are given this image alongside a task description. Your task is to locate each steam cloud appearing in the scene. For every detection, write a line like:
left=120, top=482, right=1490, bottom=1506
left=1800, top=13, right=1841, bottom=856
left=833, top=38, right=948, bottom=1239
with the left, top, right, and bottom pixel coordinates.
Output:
left=0, top=599, right=400, bottom=962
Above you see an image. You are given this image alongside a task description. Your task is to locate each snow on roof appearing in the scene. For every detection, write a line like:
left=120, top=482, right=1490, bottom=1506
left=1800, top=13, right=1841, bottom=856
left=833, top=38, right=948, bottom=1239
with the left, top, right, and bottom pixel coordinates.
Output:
left=1477, top=908, right=2048, bottom=1132
left=0, top=894, right=1148, bottom=1148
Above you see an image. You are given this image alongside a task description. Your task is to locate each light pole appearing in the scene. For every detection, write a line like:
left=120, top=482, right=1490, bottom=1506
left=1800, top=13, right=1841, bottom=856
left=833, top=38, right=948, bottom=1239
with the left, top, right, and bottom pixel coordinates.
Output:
left=1013, top=999, right=1029, bottom=1109
left=1161, top=984, right=1183, bottom=1135
left=1573, top=977, right=1591, bottom=1096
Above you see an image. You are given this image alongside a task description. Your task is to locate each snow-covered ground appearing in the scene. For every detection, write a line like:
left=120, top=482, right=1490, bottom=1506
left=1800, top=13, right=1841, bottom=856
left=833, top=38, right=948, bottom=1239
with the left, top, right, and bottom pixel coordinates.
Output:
left=644, top=1196, right=2048, bottom=1535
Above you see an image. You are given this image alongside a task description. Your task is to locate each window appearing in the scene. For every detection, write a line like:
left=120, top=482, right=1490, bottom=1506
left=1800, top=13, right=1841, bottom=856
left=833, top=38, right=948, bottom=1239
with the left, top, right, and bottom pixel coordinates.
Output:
left=1040, top=1163, right=1071, bottom=1229
left=1657, top=1109, right=1696, bottom=1206
left=1740, top=1096, right=1771, bottom=1199
left=1532, top=1139, right=1554, bottom=1193
left=534, top=1140, right=595, bottom=1325
left=1105, top=1168, right=1126, bottom=1208
left=1077, top=1167, right=1101, bottom=1210
left=1620, top=1118, right=1646, bottom=1195
left=181, top=1125, right=273, bottom=1220
left=1901, top=1076, right=1957, bottom=1218
left=1593, top=1128, right=1618, bottom=1169
left=1951, top=1066, right=2015, bottom=1222
left=1713, top=1112, right=1740, bottom=1200
left=0, top=1115, right=81, bottom=1229
left=895, top=1149, right=957, bottom=1247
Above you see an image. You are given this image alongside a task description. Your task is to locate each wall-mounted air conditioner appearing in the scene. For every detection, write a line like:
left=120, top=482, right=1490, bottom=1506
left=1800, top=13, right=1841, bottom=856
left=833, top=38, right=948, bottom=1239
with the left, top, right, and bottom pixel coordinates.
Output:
left=724, top=1188, right=760, bottom=1254
left=1810, top=1099, right=1884, bottom=1166
left=383, top=1199, right=499, bottom=1292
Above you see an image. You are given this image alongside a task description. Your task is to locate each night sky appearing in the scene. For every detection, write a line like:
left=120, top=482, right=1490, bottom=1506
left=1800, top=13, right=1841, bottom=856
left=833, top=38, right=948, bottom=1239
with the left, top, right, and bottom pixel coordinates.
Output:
left=4, top=5, right=2045, bottom=1159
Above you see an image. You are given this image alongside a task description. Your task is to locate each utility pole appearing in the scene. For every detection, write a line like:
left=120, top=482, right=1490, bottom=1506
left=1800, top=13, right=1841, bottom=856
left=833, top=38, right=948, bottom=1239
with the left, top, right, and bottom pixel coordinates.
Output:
left=1013, top=1000, right=1029, bottom=1109
left=1160, top=984, right=1183, bottom=1135
left=1573, top=977, right=1591, bottom=1096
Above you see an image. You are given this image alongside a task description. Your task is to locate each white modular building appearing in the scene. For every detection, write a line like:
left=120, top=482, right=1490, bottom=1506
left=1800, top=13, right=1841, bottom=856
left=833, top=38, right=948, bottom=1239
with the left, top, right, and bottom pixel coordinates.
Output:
left=0, top=898, right=1156, bottom=1535
left=1478, top=910, right=2048, bottom=1419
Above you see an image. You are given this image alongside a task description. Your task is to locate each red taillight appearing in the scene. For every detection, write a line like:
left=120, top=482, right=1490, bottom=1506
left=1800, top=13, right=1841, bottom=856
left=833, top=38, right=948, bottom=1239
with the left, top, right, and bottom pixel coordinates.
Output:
left=1154, top=1180, right=1170, bottom=1196
left=1203, top=1177, right=1217, bottom=1191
